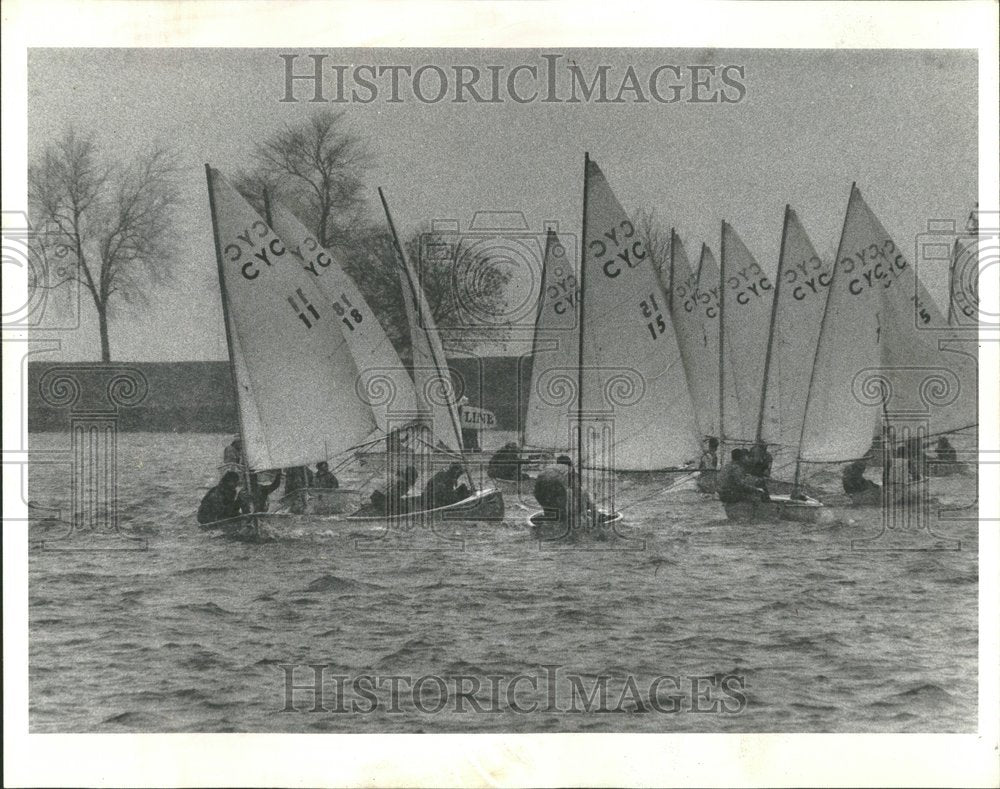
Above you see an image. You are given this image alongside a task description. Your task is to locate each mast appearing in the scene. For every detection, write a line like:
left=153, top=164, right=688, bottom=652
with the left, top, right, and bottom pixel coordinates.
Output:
left=577, top=153, right=590, bottom=509
left=668, top=229, right=676, bottom=315
left=794, top=182, right=856, bottom=491
left=718, top=223, right=726, bottom=450
left=524, top=231, right=554, bottom=448
left=755, top=205, right=788, bottom=444
left=377, top=187, right=473, bottom=486
left=946, top=238, right=958, bottom=326
left=205, top=164, right=254, bottom=499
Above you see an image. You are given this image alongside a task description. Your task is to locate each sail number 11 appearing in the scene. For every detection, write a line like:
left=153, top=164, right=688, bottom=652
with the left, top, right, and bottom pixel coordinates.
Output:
left=640, top=292, right=667, bottom=340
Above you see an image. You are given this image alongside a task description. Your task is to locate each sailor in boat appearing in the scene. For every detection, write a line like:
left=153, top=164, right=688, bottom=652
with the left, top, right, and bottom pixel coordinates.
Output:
left=239, top=470, right=283, bottom=514
left=533, top=455, right=595, bottom=523
left=421, top=462, right=471, bottom=511
left=934, top=436, right=957, bottom=464
left=894, top=438, right=924, bottom=483
left=716, top=449, right=770, bottom=504
left=313, top=461, right=339, bottom=489
left=696, top=437, right=720, bottom=493
left=197, top=470, right=242, bottom=526
left=841, top=459, right=880, bottom=504
left=283, top=465, right=314, bottom=514
left=223, top=437, right=243, bottom=465
left=745, top=441, right=774, bottom=491
left=487, top=442, right=529, bottom=481
left=367, top=464, right=418, bottom=516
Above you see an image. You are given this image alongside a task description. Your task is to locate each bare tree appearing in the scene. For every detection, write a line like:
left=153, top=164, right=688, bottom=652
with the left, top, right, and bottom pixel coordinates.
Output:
left=237, top=108, right=512, bottom=358
left=236, top=109, right=371, bottom=249
left=342, top=223, right=513, bottom=359
left=633, top=206, right=672, bottom=293
left=28, top=128, right=180, bottom=361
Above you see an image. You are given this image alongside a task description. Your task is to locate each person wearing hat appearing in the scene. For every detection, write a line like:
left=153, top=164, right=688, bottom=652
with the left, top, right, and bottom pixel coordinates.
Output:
left=197, top=470, right=242, bottom=526
left=223, top=436, right=243, bottom=465
left=314, top=461, right=340, bottom=489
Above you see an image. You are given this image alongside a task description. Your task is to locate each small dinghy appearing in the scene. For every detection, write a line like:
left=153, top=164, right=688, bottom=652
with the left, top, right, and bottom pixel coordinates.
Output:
left=348, top=486, right=504, bottom=524
left=276, top=487, right=360, bottom=516
left=527, top=508, right=624, bottom=540
left=199, top=512, right=289, bottom=543
left=722, top=493, right=823, bottom=524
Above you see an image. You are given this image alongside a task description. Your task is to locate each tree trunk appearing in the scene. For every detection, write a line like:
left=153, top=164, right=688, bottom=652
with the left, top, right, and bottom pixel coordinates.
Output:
left=97, top=307, right=111, bottom=362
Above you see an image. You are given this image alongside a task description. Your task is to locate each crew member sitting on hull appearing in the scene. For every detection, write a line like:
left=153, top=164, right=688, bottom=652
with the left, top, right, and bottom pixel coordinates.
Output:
left=197, top=471, right=242, bottom=526
left=716, top=449, right=769, bottom=504
left=422, top=462, right=471, bottom=511
left=314, top=461, right=339, bottom=489
left=533, top=455, right=595, bottom=523
left=745, top=441, right=774, bottom=493
left=934, top=436, right=958, bottom=463
left=895, top=438, right=924, bottom=483
left=369, top=465, right=418, bottom=516
left=239, top=470, right=283, bottom=514
left=487, top=442, right=529, bottom=481
left=283, top=465, right=314, bottom=514
left=841, top=459, right=880, bottom=504
left=696, top=437, right=720, bottom=493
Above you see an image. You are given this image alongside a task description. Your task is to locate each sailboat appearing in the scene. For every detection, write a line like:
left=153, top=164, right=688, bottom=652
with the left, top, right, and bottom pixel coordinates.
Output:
left=721, top=206, right=829, bottom=522
left=794, top=184, right=975, bottom=511
left=261, top=191, right=418, bottom=515
left=526, top=154, right=702, bottom=532
left=343, top=188, right=504, bottom=523
left=202, top=166, right=502, bottom=540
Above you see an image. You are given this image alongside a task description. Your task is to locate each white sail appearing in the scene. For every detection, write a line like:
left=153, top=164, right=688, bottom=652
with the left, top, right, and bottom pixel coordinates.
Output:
left=759, top=207, right=834, bottom=478
left=669, top=234, right=717, bottom=439
left=523, top=230, right=579, bottom=451
left=948, top=236, right=978, bottom=327
left=866, top=195, right=977, bottom=437
left=720, top=222, right=775, bottom=444
left=207, top=167, right=377, bottom=470
left=696, top=244, right=740, bottom=442
left=580, top=158, right=700, bottom=470
left=799, top=186, right=886, bottom=462
left=378, top=190, right=464, bottom=454
left=266, top=200, right=419, bottom=434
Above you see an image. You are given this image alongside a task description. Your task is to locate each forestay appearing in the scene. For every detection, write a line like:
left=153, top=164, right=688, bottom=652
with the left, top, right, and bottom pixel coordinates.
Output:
left=580, top=159, right=700, bottom=470
left=207, top=168, right=377, bottom=470
left=523, top=230, right=580, bottom=451
left=379, top=190, right=465, bottom=454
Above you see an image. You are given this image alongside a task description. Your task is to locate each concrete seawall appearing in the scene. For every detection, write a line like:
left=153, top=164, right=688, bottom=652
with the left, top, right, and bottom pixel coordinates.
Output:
left=28, top=357, right=533, bottom=433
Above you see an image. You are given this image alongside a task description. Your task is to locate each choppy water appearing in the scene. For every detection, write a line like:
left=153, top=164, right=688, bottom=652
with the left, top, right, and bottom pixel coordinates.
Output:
left=28, top=431, right=978, bottom=732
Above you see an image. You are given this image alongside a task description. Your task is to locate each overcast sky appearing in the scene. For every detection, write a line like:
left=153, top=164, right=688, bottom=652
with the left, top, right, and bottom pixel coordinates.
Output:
left=27, top=48, right=977, bottom=360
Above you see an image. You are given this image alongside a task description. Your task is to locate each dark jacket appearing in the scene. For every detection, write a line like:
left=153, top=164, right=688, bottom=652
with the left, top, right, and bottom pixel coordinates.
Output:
left=716, top=461, right=766, bottom=504
left=198, top=484, right=241, bottom=525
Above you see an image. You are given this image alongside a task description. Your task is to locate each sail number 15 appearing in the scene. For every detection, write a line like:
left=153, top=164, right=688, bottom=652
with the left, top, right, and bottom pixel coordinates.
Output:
left=640, top=292, right=667, bottom=340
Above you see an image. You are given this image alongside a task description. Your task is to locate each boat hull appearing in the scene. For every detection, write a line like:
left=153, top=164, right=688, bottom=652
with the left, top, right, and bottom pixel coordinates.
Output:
left=276, top=487, right=359, bottom=515
left=527, top=508, right=624, bottom=541
left=346, top=487, right=504, bottom=524
left=722, top=493, right=823, bottom=524
left=199, top=512, right=289, bottom=543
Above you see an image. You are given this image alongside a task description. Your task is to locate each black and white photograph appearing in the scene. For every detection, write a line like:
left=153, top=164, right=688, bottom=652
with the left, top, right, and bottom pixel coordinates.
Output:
left=3, top=1, right=998, bottom=787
